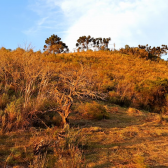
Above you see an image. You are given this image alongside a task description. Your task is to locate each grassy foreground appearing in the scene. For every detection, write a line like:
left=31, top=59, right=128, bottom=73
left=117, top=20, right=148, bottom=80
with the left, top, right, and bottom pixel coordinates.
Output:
left=1, top=104, right=168, bottom=167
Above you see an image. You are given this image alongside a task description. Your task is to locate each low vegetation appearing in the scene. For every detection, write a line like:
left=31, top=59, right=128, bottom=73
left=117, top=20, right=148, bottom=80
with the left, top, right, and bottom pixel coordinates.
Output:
left=0, top=46, right=168, bottom=167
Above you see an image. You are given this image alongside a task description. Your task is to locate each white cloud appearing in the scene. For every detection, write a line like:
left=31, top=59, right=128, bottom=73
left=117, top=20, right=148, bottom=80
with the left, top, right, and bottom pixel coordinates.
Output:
left=27, top=0, right=168, bottom=52
left=59, top=0, right=168, bottom=51
left=57, top=0, right=168, bottom=49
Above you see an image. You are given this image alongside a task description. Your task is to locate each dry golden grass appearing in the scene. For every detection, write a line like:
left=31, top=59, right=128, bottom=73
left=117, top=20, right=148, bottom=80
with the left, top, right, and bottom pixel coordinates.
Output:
left=73, top=107, right=168, bottom=168
left=0, top=105, right=168, bottom=167
left=1, top=48, right=168, bottom=167
left=127, top=107, right=143, bottom=116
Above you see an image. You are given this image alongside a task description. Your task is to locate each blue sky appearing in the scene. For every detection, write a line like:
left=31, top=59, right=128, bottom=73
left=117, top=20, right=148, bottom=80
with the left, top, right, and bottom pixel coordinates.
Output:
left=0, top=0, right=168, bottom=58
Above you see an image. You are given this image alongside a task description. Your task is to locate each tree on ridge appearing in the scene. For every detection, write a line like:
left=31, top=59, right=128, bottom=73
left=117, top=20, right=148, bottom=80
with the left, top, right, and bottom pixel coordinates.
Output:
left=43, top=34, right=69, bottom=54
left=76, top=35, right=94, bottom=51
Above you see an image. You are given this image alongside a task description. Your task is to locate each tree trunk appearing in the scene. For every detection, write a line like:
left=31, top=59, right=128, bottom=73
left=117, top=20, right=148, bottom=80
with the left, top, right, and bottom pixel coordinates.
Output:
left=62, top=115, right=67, bottom=127
left=58, top=112, right=69, bottom=129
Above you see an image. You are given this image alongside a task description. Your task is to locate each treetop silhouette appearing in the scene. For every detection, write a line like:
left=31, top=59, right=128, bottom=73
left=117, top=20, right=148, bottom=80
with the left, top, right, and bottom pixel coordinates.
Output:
left=76, top=36, right=111, bottom=51
left=43, top=34, right=69, bottom=54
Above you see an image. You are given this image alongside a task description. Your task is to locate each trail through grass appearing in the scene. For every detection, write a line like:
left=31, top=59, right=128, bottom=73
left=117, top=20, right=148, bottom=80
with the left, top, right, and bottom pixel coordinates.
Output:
left=1, top=104, right=168, bottom=167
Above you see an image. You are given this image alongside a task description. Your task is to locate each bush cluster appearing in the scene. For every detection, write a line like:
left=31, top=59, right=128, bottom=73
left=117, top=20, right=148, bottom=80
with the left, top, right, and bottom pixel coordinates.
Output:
left=0, top=46, right=168, bottom=132
left=76, top=101, right=109, bottom=120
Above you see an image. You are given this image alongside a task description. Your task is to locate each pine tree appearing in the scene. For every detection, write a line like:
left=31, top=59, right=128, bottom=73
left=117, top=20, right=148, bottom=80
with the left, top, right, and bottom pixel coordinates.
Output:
left=43, top=34, right=69, bottom=54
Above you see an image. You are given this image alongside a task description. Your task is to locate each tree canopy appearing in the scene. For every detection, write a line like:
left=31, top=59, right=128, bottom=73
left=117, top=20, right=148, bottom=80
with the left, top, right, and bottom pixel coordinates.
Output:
left=119, top=44, right=168, bottom=60
left=43, top=34, right=69, bottom=54
left=76, top=35, right=93, bottom=51
left=76, top=36, right=111, bottom=51
left=93, top=37, right=111, bottom=50
left=138, top=44, right=168, bottom=58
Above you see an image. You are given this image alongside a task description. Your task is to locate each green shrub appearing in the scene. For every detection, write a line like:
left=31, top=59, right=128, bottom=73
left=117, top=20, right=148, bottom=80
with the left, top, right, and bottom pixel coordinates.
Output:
left=108, top=91, right=131, bottom=107
left=134, top=78, right=168, bottom=113
left=5, top=97, right=23, bottom=114
left=1, top=97, right=24, bottom=132
left=35, top=98, right=58, bottom=111
left=77, top=101, right=109, bottom=120
left=108, top=91, right=120, bottom=104
left=0, top=93, right=10, bottom=109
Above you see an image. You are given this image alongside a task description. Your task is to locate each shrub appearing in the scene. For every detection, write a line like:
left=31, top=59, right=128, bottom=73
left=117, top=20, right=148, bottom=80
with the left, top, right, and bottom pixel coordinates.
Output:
left=1, top=97, right=24, bottom=132
left=77, top=101, right=109, bottom=120
left=35, top=97, right=58, bottom=112
left=108, top=91, right=131, bottom=107
left=127, top=108, right=142, bottom=116
left=0, top=93, right=10, bottom=109
left=134, top=78, right=168, bottom=113
left=108, top=91, right=120, bottom=104
left=29, top=128, right=86, bottom=168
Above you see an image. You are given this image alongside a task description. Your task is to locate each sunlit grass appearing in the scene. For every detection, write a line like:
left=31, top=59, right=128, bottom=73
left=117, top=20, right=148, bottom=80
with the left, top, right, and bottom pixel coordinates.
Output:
left=0, top=48, right=168, bottom=167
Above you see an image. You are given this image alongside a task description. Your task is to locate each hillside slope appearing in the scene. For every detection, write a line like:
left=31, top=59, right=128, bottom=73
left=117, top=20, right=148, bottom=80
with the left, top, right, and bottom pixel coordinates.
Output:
left=0, top=48, right=168, bottom=167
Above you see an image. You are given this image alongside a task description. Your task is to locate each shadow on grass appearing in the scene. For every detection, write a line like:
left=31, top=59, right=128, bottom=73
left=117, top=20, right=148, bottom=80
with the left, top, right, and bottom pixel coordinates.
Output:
left=92, top=162, right=112, bottom=168
left=69, top=112, right=145, bottom=129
